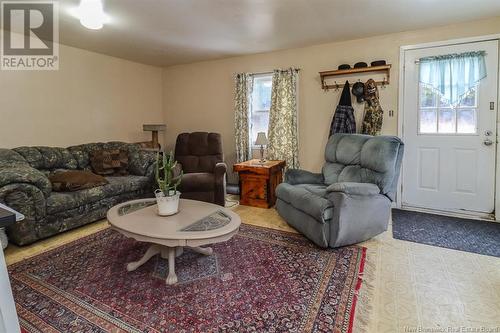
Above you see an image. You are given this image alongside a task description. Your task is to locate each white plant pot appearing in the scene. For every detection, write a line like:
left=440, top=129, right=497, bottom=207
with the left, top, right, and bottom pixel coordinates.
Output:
left=155, top=190, right=181, bottom=216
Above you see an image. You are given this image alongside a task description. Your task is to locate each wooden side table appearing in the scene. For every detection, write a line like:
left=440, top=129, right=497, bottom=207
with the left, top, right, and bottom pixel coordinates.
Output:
left=233, top=159, right=286, bottom=208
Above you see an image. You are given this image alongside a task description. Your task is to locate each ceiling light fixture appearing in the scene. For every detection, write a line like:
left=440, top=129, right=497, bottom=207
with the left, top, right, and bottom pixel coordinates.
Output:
left=74, top=0, right=109, bottom=30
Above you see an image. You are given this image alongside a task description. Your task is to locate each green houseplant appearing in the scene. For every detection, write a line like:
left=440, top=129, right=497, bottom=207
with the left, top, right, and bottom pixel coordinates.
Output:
left=155, top=151, right=183, bottom=216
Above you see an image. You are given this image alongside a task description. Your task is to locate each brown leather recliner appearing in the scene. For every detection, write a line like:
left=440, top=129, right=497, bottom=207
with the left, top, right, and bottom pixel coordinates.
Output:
left=174, top=132, right=226, bottom=206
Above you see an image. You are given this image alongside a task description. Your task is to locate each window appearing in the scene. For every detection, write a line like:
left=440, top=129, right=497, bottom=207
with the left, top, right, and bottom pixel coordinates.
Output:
left=418, top=83, right=478, bottom=134
left=250, top=74, right=273, bottom=145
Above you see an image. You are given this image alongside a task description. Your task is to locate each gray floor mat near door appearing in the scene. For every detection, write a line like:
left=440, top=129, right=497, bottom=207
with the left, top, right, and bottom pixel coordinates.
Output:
left=392, top=209, right=500, bottom=257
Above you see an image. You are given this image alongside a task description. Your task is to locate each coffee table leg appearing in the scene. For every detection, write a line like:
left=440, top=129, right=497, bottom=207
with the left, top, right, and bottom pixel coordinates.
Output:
left=127, top=245, right=161, bottom=271
left=166, top=247, right=178, bottom=285
left=189, top=246, right=213, bottom=256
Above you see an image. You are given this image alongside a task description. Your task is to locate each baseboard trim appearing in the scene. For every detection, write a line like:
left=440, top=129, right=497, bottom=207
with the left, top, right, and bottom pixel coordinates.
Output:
left=399, top=205, right=498, bottom=223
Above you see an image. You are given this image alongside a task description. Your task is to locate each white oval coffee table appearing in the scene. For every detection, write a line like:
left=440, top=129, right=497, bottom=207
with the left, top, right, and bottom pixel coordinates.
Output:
left=107, top=198, right=241, bottom=285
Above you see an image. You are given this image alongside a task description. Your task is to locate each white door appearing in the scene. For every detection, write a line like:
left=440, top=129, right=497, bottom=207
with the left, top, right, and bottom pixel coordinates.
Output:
left=402, top=40, right=498, bottom=216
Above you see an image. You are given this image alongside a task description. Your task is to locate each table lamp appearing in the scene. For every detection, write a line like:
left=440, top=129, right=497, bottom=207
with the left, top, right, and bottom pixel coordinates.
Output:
left=143, top=124, right=166, bottom=149
left=255, top=132, right=268, bottom=163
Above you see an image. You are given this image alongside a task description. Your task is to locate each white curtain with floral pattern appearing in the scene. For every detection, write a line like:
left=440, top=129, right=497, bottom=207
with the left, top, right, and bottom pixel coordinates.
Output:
left=267, top=68, right=299, bottom=170
left=234, top=73, right=253, bottom=163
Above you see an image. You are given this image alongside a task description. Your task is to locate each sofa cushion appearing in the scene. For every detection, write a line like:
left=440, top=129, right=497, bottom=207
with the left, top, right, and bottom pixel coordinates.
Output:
left=13, top=147, right=78, bottom=170
left=326, top=182, right=380, bottom=195
left=276, top=183, right=333, bottom=222
left=128, top=150, right=156, bottom=176
left=67, top=142, right=139, bottom=170
left=295, top=184, right=328, bottom=198
left=322, top=134, right=404, bottom=200
left=46, top=175, right=150, bottom=214
left=49, top=170, right=108, bottom=192
left=285, top=169, right=324, bottom=185
left=175, top=133, right=223, bottom=173
left=0, top=149, right=28, bottom=166
left=333, top=135, right=367, bottom=165
left=322, top=162, right=346, bottom=184
left=325, top=134, right=371, bottom=164
left=90, top=149, right=129, bottom=176
left=179, top=173, right=214, bottom=192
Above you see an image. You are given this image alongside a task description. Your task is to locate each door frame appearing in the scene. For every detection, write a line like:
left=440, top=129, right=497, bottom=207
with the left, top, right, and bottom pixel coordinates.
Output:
left=397, top=34, right=500, bottom=221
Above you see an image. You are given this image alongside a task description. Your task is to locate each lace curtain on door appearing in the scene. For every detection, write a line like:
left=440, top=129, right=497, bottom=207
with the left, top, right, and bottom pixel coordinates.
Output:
left=419, top=51, right=487, bottom=107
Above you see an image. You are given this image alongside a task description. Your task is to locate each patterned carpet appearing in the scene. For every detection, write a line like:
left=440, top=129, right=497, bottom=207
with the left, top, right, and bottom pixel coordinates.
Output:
left=392, top=209, right=500, bottom=257
left=10, top=224, right=369, bottom=332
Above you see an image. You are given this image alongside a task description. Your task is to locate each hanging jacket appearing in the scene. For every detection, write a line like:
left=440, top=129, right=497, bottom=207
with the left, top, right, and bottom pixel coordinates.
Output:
left=329, top=81, right=356, bottom=137
left=361, top=79, right=384, bottom=136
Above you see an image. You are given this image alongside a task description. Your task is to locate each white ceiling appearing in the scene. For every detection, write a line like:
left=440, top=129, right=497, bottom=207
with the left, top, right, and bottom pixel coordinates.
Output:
left=57, top=0, right=500, bottom=67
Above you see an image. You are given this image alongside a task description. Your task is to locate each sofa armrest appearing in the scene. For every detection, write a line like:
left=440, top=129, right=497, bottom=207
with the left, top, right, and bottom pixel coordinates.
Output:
left=0, top=183, right=47, bottom=221
left=214, top=162, right=227, bottom=179
left=326, top=191, right=391, bottom=247
left=285, top=169, right=324, bottom=185
left=214, top=163, right=227, bottom=206
left=0, top=164, right=51, bottom=197
left=326, top=182, right=380, bottom=196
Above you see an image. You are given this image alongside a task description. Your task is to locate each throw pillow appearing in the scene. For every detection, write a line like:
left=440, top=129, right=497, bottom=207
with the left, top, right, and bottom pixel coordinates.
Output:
left=90, top=149, right=129, bottom=176
left=49, top=170, right=109, bottom=192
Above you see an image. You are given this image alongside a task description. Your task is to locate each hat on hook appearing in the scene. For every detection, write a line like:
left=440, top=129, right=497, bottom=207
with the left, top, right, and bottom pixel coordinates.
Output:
left=352, top=81, right=365, bottom=103
left=338, top=64, right=351, bottom=70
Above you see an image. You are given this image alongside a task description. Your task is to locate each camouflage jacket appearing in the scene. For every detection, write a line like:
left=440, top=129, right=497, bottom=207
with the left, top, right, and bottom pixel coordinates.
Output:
left=361, top=98, right=384, bottom=136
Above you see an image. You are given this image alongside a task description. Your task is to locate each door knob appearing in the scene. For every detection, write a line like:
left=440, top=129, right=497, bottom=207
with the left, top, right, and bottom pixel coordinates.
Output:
left=484, top=138, right=494, bottom=146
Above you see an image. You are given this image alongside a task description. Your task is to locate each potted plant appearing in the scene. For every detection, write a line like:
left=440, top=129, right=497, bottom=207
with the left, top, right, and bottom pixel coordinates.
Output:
left=155, top=151, right=183, bottom=216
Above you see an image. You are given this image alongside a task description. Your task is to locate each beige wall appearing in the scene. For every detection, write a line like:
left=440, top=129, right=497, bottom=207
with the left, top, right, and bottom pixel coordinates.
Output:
left=0, top=43, right=163, bottom=148
left=3, top=16, right=498, bottom=174
left=162, top=16, right=500, bottom=180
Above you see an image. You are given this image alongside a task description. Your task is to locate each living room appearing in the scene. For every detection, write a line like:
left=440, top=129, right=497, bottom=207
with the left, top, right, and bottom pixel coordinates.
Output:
left=1, top=1, right=499, bottom=332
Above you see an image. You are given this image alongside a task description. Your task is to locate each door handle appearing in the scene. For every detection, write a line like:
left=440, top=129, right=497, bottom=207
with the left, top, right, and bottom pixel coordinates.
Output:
left=484, top=138, right=494, bottom=146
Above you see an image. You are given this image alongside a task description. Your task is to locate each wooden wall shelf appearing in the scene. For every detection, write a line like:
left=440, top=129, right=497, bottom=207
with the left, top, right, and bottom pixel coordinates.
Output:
left=319, top=64, right=391, bottom=90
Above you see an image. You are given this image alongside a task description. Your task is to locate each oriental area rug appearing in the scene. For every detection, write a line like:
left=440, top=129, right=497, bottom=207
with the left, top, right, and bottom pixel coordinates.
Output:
left=10, top=224, right=372, bottom=332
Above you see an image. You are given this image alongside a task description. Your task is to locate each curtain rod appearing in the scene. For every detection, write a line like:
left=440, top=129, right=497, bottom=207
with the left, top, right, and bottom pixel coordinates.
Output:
left=236, top=68, right=301, bottom=76
left=415, top=51, right=486, bottom=64
left=252, top=71, right=273, bottom=76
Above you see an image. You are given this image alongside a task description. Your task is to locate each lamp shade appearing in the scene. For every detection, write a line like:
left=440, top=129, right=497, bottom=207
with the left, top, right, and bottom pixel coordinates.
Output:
left=255, top=132, right=268, bottom=146
left=143, top=124, right=166, bottom=132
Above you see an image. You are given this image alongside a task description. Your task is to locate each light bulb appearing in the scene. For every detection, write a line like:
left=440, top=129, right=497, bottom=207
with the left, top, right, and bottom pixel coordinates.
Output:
left=75, top=0, right=108, bottom=30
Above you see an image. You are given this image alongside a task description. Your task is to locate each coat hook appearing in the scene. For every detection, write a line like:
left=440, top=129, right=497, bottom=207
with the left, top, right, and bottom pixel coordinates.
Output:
left=381, top=77, right=387, bottom=88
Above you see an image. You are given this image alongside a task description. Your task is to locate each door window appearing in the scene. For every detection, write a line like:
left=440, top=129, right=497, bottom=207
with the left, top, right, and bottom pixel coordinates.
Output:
left=418, top=84, right=477, bottom=135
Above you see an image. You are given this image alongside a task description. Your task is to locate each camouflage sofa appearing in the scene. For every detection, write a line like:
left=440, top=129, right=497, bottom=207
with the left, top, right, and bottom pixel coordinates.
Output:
left=0, top=142, right=156, bottom=246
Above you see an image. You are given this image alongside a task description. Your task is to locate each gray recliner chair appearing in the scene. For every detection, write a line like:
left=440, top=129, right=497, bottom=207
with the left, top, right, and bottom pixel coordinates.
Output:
left=275, top=134, right=404, bottom=248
